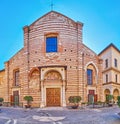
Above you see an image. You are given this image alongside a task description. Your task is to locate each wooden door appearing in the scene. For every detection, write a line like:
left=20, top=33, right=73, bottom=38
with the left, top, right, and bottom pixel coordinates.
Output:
left=88, top=90, right=97, bottom=103
left=13, top=91, right=19, bottom=106
left=46, top=88, right=60, bottom=106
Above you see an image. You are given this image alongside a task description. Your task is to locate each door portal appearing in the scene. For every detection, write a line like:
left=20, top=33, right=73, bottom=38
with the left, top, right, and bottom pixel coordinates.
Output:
left=46, top=88, right=60, bottom=106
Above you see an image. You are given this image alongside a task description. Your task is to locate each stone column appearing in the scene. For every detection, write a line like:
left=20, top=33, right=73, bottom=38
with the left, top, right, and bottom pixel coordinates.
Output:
left=40, top=80, right=45, bottom=107
left=62, top=80, right=66, bottom=106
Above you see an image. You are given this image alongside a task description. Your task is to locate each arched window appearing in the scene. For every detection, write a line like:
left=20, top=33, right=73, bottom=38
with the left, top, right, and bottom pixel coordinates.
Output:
left=87, top=69, right=93, bottom=85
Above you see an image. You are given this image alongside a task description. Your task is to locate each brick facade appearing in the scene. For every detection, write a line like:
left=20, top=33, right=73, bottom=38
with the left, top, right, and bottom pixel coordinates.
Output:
left=0, top=11, right=115, bottom=107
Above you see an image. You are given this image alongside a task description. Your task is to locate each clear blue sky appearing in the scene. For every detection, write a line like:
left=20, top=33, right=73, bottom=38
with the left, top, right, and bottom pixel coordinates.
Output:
left=0, top=0, right=120, bottom=70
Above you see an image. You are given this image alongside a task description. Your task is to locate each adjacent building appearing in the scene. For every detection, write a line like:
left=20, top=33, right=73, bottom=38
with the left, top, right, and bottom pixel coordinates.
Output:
left=99, top=44, right=120, bottom=102
left=0, top=11, right=119, bottom=107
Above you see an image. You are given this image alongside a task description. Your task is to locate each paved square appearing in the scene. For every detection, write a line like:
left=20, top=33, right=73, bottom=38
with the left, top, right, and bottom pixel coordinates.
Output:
left=0, top=106, right=120, bottom=124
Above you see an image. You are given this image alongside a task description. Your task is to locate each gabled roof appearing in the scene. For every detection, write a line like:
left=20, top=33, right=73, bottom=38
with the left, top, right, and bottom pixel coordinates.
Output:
left=29, top=11, right=83, bottom=27
left=98, top=43, right=120, bottom=56
left=0, top=69, right=5, bottom=72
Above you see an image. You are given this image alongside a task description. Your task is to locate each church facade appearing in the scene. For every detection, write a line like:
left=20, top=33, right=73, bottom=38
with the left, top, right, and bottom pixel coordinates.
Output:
left=0, top=11, right=119, bottom=107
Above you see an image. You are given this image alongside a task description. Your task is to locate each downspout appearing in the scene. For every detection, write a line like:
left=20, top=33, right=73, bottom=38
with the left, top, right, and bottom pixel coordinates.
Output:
left=23, top=26, right=30, bottom=95
left=82, top=53, right=84, bottom=101
left=77, top=23, right=80, bottom=96
left=77, top=22, right=84, bottom=97
left=27, top=27, right=30, bottom=94
left=6, top=61, right=9, bottom=102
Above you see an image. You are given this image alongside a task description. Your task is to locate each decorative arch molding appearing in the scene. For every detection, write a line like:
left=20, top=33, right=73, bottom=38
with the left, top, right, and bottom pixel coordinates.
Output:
left=113, top=88, right=119, bottom=102
left=84, top=61, right=98, bottom=74
left=44, top=70, right=62, bottom=80
left=104, top=88, right=111, bottom=101
left=40, top=66, right=66, bottom=107
left=104, top=89, right=111, bottom=94
left=113, top=88, right=119, bottom=95
left=85, top=61, right=99, bottom=84
left=28, top=67, right=40, bottom=89
left=29, top=67, right=40, bottom=78
left=41, top=67, right=65, bottom=81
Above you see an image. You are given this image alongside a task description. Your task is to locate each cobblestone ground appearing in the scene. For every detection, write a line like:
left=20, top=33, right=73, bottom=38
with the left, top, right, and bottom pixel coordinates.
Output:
left=0, top=106, right=120, bottom=124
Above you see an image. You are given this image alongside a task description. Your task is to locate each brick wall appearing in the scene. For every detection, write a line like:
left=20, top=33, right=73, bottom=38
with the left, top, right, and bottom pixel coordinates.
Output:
left=3, top=11, right=103, bottom=107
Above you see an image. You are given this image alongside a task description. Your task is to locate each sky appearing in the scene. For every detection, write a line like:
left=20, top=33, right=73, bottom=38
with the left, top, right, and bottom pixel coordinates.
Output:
left=0, top=0, right=120, bottom=70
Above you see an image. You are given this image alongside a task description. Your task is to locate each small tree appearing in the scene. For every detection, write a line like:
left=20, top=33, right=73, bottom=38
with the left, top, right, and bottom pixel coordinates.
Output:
left=24, top=96, right=33, bottom=107
left=106, top=94, right=114, bottom=103
left=117, top=96, right=120, bottom=107
left=68, top=96, right=81, bottom=109
left=0, top=98, right=4, bottom=106
left=0, top=98, right=4, bottom=103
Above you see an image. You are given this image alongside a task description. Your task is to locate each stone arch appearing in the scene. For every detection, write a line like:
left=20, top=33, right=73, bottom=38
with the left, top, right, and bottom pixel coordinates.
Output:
left=104, top=89, right=110, bottom=95
left=29, top=68, right=40, bottom=89
left=29, top=67, right=39, bottom=78
left=40, top=67, right=66, bottom=107
left=44, top=70, right=62, bottom=81
left=85, top=62, right=98, bottom=85
left=104, top=89, right=110, bottom=101
left=85, top=61, right=98, bottom=74
left=113, top=89, right=119, bottom=102
left=41, top=67, right=64, bottom=81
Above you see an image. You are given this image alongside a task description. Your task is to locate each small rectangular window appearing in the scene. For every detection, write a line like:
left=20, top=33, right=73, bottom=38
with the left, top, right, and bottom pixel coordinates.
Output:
left=14, top=70, right=19, bottom=86
left=114, top=58, right=117, bottom=67
left=46, top=37, right=57, bottom=52
left=87, top=69, right=93, bottom=85
left=106, top=74, right=108, bottom=83
left=115, top=74, right=117, bottom=83
left=105, top=59, right=108, bottom=68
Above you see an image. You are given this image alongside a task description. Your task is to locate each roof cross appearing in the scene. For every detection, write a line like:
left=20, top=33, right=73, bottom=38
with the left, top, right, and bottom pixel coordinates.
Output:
left=50, top=0, right=54, bottom=11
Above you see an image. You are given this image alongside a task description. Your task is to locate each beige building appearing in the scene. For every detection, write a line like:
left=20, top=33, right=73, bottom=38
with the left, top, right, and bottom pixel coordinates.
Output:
left=99, top=43, right=120, bottom=102
left=0, top=11, right=119, bottom=107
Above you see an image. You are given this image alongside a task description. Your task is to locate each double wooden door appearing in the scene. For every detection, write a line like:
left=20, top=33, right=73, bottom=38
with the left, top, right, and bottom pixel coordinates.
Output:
left=88, top=90, right=97, bottom=103
left=46, top=88, right=61, bottom=106
left=11, top=91, right=19, bottom=106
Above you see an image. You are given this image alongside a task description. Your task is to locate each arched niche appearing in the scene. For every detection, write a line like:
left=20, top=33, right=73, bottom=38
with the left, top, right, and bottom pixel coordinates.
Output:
left=29, top=68, right=40, bottom=89
left=113, top=89, right=119, bottom=102
left=44, top=70, right=62, bottom=81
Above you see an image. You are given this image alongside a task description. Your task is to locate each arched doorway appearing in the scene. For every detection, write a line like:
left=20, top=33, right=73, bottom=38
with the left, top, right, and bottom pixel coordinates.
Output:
left=40, top=67, right=66, bottom=107
left=44, top=71, right=62, bottom=106
left=113, top=89, right=119, bottom=102
left=104, top=89, right=110, bottom=101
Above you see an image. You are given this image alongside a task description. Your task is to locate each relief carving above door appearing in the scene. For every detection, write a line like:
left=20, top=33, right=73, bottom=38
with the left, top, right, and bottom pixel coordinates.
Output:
left=44, top=71, right=62, bottom=80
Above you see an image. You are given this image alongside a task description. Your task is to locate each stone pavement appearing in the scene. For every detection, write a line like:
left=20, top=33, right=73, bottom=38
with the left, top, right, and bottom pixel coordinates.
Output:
left=0, top=106, right=120, bottom=124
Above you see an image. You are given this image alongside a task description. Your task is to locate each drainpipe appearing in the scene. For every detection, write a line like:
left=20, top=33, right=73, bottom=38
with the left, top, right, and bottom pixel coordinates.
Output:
left=82, top=53, right=84, bottom=101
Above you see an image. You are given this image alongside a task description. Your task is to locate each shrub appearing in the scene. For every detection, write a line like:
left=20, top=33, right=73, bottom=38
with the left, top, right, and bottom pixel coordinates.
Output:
left=106, top=94, right=114, bottom=103
left=24, top=96, right=33, bottom=105
left=68, top=96, right=81, bottom=105
left=117, top=96, right=120, bottom=107
left=0, top=98, right=4, bottom=103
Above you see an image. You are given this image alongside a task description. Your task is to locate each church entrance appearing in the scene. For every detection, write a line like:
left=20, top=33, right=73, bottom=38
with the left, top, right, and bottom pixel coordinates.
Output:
left=40, top=67, right=66, bottom=107
left=46, top=88, right=61, bottom=106
left=88, top=90, right=97, bottom=103
left=11, top=91, right=19, bottom=106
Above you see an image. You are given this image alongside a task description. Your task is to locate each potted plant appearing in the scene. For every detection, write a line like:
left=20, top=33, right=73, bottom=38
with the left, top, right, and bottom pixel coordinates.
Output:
left=68, top=96, right=81, bottom=109
left=0, top=98, right=4, bottom=106
left=106, top=94, right=114, bottom=106
left=24, top=96, right=33, bottom=108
